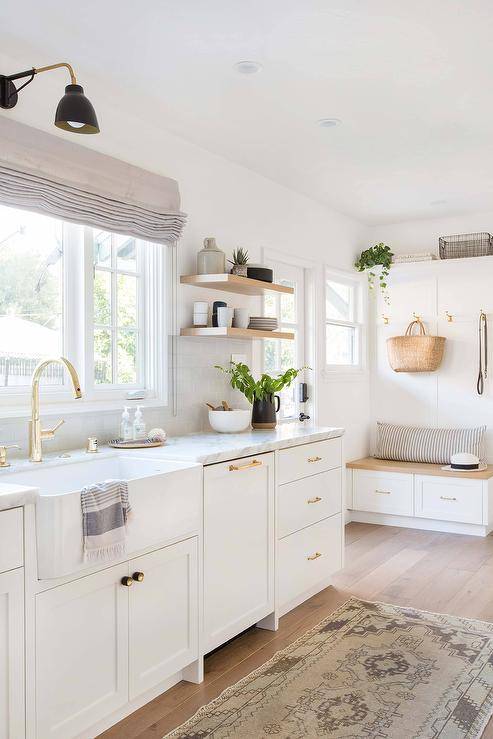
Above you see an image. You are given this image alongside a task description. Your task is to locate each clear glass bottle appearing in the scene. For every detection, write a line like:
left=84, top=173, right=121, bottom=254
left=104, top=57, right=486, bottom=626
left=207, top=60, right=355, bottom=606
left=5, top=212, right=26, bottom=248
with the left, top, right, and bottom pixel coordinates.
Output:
left=197, top=237, right=226, bottom=274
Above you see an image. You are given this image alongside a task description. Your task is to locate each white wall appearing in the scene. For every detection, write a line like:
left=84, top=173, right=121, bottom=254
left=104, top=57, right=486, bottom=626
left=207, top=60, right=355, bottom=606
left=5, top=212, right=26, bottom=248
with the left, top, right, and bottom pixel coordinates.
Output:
left=369, top=210, right=493, bottom=256
left=368, top=211, right=493, bottom=461
left=0, top=50, right=370, bottom=461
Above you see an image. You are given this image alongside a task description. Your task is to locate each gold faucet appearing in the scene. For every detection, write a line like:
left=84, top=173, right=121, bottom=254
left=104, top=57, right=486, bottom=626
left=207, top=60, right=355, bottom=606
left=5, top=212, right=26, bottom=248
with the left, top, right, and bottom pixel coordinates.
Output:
left=30, top=357, right=82, bottom=462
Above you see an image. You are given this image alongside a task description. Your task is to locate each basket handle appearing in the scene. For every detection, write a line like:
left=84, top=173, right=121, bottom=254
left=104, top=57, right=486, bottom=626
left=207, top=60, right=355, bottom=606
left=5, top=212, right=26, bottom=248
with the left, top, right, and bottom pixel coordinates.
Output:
left=405, top=319, right=426, bottom=336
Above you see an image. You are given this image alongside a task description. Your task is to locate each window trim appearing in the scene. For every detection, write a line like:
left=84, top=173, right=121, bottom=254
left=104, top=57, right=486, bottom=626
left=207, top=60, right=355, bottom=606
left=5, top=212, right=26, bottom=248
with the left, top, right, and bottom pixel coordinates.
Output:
left=0, top=211, right=168, bottom=412
left=324, top=267, right=367, bottom=377
left=260, top=248, right=317, bottom=424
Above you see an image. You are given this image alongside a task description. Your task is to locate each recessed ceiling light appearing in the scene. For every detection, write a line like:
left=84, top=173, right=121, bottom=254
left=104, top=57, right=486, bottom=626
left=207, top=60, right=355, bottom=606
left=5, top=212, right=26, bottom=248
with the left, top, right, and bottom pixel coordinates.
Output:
left=317, top=118, right=341, bottom=128
left=235, top=60, right=263, bottom=75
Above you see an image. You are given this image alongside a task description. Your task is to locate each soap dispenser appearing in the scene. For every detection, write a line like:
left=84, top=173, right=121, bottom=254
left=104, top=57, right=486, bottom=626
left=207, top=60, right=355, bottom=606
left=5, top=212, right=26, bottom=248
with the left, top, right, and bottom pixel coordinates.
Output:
left=133, top=406, right=146, bottom=440
left=120, top=407, right=132, bottom=441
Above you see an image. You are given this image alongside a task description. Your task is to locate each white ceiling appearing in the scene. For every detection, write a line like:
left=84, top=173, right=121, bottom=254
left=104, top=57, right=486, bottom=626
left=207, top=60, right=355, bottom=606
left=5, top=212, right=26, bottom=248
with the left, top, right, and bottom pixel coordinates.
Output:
left=1, top=0, right=493, bottom=224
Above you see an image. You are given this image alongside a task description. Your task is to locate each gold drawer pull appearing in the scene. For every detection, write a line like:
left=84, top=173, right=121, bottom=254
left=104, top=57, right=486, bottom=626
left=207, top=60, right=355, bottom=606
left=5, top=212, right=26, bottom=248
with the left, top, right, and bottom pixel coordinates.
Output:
left=375, top=489, right=391, bottom=495
left=121, top=576, right=133, bottom=587
left=307, top=456, right=322, bottom=463
left=440, top=495, right=457, bottom=502
left=307, top=496, right=322, bottom=504
left=229, top=459, right=262, bottom=472
left=307, top=551, right=322, bottom=561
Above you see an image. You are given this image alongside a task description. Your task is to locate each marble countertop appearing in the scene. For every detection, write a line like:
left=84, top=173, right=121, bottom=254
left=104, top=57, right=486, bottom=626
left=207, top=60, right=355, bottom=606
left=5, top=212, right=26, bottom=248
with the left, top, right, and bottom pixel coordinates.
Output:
left=0, top=482, right=38, bottom=512
left=0, top=424, right=344, bottom=510
left=130, top=423, right=344, bottom=465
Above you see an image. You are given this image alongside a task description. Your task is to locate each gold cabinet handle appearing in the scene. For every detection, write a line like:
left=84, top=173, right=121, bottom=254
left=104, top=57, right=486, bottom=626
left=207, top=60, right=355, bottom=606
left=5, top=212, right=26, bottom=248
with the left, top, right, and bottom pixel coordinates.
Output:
left=307, top=496, right=322, bottom=504
left=121, top=576, right=133, bottom=587
left=229, top=459, right=262, bottom=471
left=307, top=456, right=322, bottom=463
left=307, top=551, right=322, bottom=561
left=132, top=571, right=144, bottom=582
left=375, top=489, right=391, bottom=495
left=440, top=496, right=457, bottom=502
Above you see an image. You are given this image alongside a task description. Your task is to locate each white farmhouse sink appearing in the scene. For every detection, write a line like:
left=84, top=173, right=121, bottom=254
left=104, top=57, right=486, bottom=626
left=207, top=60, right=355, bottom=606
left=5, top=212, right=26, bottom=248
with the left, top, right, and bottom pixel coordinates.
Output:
left=1, top=454, right=202, bottom=579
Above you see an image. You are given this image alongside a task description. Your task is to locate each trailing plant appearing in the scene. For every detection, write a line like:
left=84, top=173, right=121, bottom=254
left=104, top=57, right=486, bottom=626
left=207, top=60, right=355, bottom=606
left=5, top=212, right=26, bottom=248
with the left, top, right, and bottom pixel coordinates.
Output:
left=354, top=242, right=393, bottom=304
left=215, top=361, right=308, bottom=403
left=228, top=247, right=249, bottom=266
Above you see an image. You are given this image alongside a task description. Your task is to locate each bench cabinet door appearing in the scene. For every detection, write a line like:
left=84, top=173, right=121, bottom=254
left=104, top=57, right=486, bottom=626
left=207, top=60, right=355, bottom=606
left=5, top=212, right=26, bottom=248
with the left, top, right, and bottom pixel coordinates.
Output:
left=415, top=475, right=483, bottom=524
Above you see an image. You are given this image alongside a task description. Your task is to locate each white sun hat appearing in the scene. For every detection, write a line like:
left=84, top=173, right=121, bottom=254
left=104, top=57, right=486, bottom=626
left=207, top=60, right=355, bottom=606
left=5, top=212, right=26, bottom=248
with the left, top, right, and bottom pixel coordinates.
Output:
left=441, top=452, right=487, bottom=473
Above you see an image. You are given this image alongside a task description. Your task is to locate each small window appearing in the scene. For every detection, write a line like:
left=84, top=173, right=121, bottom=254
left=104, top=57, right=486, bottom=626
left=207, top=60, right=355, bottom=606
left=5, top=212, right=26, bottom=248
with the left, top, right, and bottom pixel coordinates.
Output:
left=325, top=270, right=364, bottom=371
left=263, top=262, right=305, bottom=421
left=92, top=230, right=143, bottom=387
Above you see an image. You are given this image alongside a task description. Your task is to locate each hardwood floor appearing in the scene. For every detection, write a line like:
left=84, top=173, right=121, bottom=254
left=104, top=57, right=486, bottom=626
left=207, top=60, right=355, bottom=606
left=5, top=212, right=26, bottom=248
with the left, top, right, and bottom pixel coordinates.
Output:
left=99, top=522, right=493, bottom=738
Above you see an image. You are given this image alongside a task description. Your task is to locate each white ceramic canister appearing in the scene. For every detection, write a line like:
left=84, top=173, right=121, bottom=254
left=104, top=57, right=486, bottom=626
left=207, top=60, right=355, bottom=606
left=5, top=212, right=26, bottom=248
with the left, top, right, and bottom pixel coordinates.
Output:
left=233, top=308, right=250, bottom=329
left=197, top=237, right=226, bottom=275
left=217, top=306, right=234, bottom=328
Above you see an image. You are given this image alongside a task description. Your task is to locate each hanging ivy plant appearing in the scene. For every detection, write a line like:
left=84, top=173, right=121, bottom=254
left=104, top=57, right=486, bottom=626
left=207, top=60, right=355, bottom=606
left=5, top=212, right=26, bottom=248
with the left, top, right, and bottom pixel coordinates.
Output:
left=354, top=242, right=393, bottom=304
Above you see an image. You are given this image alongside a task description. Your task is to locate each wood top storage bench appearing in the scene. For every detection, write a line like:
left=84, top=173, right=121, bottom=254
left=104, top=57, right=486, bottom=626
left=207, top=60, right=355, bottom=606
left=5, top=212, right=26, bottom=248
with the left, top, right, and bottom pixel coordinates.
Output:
left=346, top=457, right=493, bottom=537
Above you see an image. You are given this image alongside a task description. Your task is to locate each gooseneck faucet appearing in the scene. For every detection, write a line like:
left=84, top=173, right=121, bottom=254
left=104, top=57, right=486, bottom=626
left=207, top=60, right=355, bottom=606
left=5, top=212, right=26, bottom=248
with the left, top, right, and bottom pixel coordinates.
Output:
left=30, top=357, right=82, bottom=462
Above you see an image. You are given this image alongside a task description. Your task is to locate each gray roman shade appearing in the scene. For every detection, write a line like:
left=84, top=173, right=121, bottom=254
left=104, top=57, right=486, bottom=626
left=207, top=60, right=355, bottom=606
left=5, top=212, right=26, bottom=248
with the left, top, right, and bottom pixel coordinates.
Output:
left=0, top=117, right=186, bottom=244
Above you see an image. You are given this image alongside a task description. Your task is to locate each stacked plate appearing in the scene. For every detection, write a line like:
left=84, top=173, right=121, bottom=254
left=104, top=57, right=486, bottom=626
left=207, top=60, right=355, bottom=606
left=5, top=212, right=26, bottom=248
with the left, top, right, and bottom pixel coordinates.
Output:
left=248, top=316, right=278, bottom=331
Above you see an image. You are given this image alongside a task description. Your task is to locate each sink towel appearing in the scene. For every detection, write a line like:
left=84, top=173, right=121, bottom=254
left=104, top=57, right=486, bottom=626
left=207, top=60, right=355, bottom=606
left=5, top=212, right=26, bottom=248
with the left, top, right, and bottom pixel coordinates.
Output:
left=81, top=480, right=132, bottom=562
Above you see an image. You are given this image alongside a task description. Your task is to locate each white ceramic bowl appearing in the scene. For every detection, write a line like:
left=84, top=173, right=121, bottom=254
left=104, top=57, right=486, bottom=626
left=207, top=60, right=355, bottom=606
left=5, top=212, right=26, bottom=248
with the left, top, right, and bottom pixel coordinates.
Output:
left=208, top=409, right=251, bottom=433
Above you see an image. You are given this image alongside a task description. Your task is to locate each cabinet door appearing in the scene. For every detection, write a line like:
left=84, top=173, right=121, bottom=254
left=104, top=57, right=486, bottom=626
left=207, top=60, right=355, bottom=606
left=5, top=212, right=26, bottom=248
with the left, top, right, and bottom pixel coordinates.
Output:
left=36, top=563, right=129, bottom=739
left=0, top=569, right=24, bottom=739
left=129, top=538, right=199, bottom=700
left=204, top=453, right=275, bottom=653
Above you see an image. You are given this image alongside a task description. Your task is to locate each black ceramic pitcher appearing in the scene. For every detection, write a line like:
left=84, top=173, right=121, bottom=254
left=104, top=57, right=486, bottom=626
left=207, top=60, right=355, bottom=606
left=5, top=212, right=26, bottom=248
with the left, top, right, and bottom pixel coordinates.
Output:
left=252, top=394, right=280, bottom=429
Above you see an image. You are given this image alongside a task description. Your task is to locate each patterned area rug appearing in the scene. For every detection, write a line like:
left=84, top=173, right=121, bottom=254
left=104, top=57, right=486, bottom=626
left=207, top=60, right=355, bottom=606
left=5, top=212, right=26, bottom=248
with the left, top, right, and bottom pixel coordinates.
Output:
left=165, top=598, right=493, bottom=738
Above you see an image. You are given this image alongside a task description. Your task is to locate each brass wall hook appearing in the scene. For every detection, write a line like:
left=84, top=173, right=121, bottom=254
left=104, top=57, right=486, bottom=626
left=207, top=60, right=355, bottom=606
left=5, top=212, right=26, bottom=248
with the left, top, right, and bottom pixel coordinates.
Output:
left=413, top=312, right=421, bottom=321
left=445, top=311, right=453, bottom=322
left=382, top=314, right=389, bottom=325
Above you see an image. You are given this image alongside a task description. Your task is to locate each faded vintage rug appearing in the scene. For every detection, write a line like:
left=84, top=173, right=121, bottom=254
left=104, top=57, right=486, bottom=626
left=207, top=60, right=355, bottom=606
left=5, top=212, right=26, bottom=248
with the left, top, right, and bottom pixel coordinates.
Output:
left=166, top=598, right=493, bottom=738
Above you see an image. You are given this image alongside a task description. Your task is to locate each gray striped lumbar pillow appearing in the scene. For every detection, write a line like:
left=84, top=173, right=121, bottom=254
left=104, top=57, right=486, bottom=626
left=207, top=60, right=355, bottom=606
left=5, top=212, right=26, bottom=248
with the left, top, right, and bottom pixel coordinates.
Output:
left=376, top=422, right=487, bottom=465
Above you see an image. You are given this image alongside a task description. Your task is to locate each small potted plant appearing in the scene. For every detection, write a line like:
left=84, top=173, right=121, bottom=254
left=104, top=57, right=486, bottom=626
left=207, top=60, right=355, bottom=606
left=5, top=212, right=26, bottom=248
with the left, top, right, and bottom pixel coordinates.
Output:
left=228, top=247, right=249, bottom=277
left=215, top=361, right=308, bottom=429
left=354, top=242, right=393, bottom=304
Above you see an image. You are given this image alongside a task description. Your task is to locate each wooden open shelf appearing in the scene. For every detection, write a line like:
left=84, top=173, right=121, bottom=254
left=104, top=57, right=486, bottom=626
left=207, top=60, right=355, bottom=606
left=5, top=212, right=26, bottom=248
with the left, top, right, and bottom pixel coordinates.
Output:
left=180, top=327, right=295, bottom=340
left=180, top=273, right=294, bottom=296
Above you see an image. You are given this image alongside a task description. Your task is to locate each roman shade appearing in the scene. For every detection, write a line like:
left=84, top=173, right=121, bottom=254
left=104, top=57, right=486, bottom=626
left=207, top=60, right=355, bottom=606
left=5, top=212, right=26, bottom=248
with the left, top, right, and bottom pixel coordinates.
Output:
left=0, top=116, right=186, bottom=244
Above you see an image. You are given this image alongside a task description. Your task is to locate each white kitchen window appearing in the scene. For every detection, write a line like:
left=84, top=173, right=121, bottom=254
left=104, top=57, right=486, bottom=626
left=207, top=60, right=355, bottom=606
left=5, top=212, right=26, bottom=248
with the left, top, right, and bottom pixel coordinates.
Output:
left=325, top=269, right=365, bottom=373
left=0, top=204, right=167, bottom=408
left=263, top=261, right=306, bottom=421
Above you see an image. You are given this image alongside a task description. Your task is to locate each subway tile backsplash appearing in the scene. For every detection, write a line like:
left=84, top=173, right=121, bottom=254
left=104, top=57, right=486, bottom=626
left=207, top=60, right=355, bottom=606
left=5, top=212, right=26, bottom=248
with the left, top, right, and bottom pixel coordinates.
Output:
left=0, top=337, right=252, bottom=458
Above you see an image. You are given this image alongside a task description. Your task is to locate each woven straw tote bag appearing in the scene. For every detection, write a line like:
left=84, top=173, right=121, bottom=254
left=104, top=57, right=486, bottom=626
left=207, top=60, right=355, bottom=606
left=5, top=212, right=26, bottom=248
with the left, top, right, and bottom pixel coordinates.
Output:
left=387, top=319, right=445, bottom=373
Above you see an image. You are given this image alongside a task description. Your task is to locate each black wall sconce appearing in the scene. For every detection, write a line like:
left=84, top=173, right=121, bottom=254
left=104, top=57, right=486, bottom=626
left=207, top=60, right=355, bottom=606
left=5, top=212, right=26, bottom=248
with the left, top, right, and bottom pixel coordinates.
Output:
left=0, top=62, right=99, bottom=134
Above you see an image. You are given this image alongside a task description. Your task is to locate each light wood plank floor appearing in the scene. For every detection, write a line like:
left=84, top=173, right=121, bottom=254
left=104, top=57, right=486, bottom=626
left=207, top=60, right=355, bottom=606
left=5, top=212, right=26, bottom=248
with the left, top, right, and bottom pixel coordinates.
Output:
left=99, top=522, right=493, bottom=738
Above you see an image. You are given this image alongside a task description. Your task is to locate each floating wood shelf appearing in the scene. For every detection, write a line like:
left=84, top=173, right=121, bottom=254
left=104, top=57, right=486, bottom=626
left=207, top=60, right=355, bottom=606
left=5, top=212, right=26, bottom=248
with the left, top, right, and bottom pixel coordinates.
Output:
left=180, top=327, right=295, bottom=340
left=180, top=274, right=294, bottom=296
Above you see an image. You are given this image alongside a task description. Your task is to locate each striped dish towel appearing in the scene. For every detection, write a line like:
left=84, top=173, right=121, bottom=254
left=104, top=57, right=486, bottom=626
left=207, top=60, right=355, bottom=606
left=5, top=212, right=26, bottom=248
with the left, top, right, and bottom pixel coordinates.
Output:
left=81, top=480, right=132, bottom=562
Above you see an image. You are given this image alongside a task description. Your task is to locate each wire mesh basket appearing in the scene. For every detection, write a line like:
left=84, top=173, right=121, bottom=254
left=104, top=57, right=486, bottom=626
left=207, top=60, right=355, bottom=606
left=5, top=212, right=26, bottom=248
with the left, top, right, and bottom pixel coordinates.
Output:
left=439, top=232, right=493, bottom=260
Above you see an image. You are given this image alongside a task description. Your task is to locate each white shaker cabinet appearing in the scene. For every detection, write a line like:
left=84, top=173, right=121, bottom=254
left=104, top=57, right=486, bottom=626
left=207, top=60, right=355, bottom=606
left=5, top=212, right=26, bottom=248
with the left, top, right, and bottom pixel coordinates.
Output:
left=129, top=538, right=198, bottom=699
left=35, top=563, right=130, bottom=739
left=35, top=538, right=200, bottom=739
left=203, top=453, right=275, bottom=653
left=0, top=568, right=25, bottom=739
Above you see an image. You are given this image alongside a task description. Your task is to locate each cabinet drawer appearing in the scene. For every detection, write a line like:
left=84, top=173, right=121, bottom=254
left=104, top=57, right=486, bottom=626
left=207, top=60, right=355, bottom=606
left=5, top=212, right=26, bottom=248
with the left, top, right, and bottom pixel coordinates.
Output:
left=278, top=468, right=341, bottom=539
left=352, top=470, right=413, bottom=516
left=277, top=438, right=341, bottom=485
left=415, top=475, right=483, bottom=524
left=0, top=508, right=23, bottom=573
left=278, top=514, right=342, bottom=610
